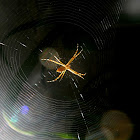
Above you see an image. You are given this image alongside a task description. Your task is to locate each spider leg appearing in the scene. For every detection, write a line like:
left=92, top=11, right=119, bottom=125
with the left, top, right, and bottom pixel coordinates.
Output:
left=59, top=70, right=66, bottom=81
left=66, top=45, right=83, bottom=66
left=66, top=44, right=79, bottom=66
left=47, top=71, right=64, bottom=82
left=67, top=68, right=86, bottom=79
left=75, top=48, right=83, bottom=58
left=74, top=43, right=79, bottom=56
left=54, top=55, right=64, bottom=64
left=47, top=59, right=66, bottom=67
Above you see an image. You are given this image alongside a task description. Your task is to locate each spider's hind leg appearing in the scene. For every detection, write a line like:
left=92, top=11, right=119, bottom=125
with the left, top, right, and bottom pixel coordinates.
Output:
left=47, top=72, right=64, bottom=82
left=77, top=73, right=86, bottom=79
left=59, top=70, right=66, bottom=81
left=80, top=73, right=86, bottom=76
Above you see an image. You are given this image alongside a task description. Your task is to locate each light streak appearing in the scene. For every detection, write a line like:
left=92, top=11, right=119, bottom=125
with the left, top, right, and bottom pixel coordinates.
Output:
left=3, top=113, right=34, bottom=136
left=81, top=54, right=85, bottom=59
left=80, top=94, right=84, bottom=100
left=35, top=83, right=38, bottom=86
left=77, top=132, right=80, bottom=140
left=17, top=41, right=27, bottom=48
left=39, top=49, right=43, bottom=52
left=0, top=42, right=7, bottom=46
left=48, top=71, right=53, bottom=77
left=74, top=82, right=78, bottom=88
left=42, top=73, right=46, bottom=77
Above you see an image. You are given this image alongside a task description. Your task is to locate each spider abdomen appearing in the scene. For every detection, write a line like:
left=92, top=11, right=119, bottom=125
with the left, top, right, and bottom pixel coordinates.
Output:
left=56, top=65, right=71, bottom=73
left=56, top=66, right=66, bottom=73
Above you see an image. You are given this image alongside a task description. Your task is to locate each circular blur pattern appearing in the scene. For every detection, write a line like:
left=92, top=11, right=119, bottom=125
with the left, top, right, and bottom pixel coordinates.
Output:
left=100, top=110, right=133, bottom=140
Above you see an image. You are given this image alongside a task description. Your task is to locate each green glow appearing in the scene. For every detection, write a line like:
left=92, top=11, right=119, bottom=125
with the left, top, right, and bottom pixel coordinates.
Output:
left=55, top=133, right=77, bottom=139
left=3, top=112, right=77, bottom=139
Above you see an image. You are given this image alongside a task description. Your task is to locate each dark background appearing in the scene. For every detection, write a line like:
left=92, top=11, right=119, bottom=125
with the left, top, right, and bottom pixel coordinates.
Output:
left=113, top=16, right=139, bottom=139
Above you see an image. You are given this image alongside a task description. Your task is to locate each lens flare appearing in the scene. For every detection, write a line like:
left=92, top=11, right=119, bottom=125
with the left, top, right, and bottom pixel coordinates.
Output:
left=10, top=115, right=18, bottom=123
left=3, top=113, right=34, bottom=136
left=20, top=105, right=29, bottom=115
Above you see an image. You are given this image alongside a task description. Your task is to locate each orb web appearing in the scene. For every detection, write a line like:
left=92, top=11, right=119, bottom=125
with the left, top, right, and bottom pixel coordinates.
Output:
left=0, top=0, right=127, bottom=140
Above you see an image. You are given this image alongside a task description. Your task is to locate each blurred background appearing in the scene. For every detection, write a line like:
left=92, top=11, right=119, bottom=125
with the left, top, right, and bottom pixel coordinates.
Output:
left=0, top=0, right=138, bottom=139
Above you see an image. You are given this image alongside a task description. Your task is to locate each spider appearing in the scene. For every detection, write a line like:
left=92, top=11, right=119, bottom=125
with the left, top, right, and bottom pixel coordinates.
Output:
left=45, top=44, right=86, bottom=82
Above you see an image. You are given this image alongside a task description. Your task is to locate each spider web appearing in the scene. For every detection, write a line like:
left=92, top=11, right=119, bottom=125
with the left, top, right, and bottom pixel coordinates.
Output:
left=0, top=0, right=127, bottom=140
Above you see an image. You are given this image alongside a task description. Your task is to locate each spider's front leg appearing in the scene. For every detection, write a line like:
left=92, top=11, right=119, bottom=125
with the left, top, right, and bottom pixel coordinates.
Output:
left=47, top=59, right=66, bottom=67
left=66, top=45, right=83, bottom=66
